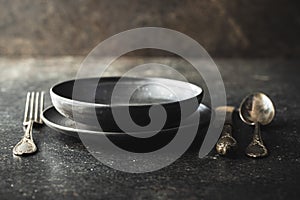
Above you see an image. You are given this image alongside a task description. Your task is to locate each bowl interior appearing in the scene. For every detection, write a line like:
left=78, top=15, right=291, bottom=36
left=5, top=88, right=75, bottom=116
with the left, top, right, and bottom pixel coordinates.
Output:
left=52, top=77, right=202, bottom=106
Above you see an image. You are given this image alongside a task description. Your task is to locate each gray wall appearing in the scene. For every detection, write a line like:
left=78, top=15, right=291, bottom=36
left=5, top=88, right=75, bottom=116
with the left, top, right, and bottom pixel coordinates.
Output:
left=0, top=0, right=299, bottom=57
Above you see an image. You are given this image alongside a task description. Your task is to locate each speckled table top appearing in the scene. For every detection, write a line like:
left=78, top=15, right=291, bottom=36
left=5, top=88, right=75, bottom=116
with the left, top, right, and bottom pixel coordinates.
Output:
left=0, top=57, right=299, bottom=200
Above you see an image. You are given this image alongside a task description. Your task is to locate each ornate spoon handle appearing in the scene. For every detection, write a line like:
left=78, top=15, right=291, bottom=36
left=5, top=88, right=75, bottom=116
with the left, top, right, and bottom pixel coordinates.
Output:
left=245, top=122, right=268, bottom=158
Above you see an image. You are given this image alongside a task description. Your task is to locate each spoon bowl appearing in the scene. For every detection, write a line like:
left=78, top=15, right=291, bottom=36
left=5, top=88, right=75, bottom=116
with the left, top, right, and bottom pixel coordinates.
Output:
left=239, top=93, right=275, bottom=125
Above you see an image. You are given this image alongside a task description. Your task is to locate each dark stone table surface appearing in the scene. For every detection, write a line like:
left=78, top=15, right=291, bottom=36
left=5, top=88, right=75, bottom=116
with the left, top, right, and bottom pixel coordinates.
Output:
left=0, top=57, right=299, bottom=200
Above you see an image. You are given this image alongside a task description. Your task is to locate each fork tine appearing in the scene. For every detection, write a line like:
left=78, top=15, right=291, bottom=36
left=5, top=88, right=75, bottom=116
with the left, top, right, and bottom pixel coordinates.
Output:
left=35, top=92, right=40, bottom=122
left=23, top=92, right=31, bottom=125
left=29, top=92, right=35, bottom=121
left=39, top=91, right=45, bottom=124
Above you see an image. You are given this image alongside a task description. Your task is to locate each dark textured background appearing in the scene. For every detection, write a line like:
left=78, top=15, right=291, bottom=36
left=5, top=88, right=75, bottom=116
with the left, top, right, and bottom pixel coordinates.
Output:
left=0, top=0, right=299, bottom=57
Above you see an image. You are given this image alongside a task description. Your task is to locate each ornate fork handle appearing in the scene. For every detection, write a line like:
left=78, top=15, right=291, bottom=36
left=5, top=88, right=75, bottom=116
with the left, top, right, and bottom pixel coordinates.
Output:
left=13, top=121, right=37, bottom=155
left=216, top=124, right=237, bottom=155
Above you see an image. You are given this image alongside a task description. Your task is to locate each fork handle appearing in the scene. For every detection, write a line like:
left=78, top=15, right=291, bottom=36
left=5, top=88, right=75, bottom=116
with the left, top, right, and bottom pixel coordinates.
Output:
left=13, top=121, right=36, bottom=155
left=24, top=121, right=34, bottom=140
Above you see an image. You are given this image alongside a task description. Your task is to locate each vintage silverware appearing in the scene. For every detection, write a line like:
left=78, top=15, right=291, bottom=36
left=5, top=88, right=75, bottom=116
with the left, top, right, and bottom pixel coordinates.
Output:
left=215, top=106, right=237, bottom=155
left=13, top=91, right=44, bottom=156
left=239, top=92, right=275, bottom=158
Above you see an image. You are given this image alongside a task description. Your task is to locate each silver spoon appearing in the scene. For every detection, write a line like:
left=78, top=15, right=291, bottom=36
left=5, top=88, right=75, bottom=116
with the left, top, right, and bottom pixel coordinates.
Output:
left=239, top=92, right=275, bottom=158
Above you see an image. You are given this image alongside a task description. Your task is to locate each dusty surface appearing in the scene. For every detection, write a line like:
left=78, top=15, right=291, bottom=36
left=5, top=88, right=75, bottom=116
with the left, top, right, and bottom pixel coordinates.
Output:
left=0, top=57, right=299, bottom=199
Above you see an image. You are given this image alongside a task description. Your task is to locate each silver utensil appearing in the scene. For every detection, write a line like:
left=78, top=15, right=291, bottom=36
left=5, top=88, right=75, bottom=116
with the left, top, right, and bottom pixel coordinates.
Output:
left=13, top=91, right=44, bottom=156
left=239, top=92, right=275, bottom=158
left=215, top=106, right=237, bottom=155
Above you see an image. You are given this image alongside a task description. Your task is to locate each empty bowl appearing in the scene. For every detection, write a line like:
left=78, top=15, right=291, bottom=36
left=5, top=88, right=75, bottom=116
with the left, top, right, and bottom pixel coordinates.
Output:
left=50, top=77, right=203, bottom=132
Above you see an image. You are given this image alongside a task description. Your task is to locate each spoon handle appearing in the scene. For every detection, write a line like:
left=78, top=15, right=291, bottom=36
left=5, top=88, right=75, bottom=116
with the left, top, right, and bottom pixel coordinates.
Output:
left=246, top=122, right=268, bottom=158
left=253, top=122, right=263, bottom=143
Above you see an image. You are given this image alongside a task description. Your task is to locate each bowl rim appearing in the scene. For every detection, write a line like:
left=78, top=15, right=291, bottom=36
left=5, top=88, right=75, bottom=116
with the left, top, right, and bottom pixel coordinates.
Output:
left=50, top=76, right=203, bottom=108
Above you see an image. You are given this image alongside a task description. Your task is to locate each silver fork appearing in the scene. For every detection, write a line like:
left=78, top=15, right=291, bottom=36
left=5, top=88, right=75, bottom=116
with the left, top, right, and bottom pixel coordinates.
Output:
left=13, top=91, right=44, bottom=156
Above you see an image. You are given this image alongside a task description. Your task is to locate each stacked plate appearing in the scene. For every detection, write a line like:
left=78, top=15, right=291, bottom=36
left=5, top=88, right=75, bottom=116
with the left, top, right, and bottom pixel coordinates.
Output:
left=42, top=77, right=211, bottom=141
